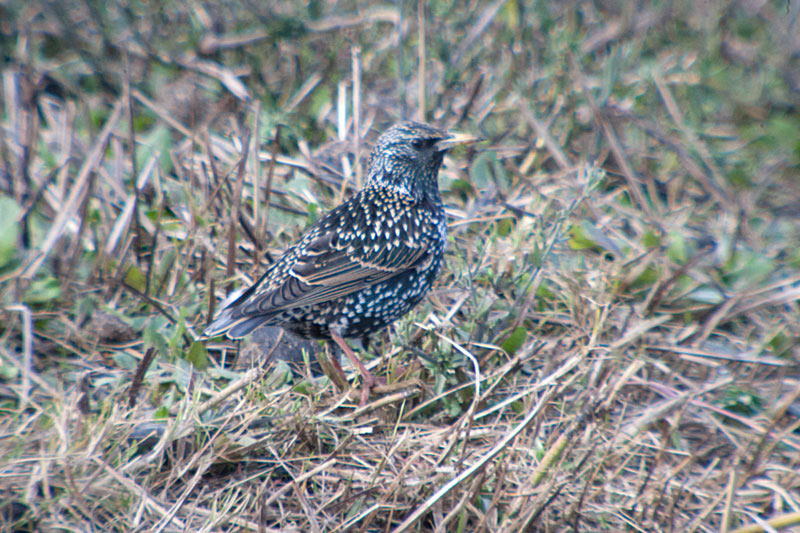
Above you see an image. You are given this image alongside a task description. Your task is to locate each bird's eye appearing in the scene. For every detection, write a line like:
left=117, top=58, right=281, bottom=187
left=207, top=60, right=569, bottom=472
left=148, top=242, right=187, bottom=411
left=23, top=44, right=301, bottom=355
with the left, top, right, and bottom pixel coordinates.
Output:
left=411, top=139, right=425, bottom=150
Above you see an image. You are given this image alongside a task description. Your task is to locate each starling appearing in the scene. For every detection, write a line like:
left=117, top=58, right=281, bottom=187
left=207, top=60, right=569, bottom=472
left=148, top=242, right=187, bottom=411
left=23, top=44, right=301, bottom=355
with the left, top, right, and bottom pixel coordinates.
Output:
left=204, top=121, right=476, bottom=404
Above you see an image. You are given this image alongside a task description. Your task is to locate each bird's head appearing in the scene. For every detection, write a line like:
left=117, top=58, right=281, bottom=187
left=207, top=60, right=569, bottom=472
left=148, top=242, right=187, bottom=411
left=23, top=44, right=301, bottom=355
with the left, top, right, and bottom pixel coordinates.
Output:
left=366, top=121, right=477, bottom=201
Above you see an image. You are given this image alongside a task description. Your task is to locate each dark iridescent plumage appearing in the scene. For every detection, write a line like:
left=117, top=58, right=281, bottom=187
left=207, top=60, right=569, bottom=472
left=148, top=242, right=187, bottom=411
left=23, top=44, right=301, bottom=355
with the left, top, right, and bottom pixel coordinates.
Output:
left=204, top=121, right=475, bottom=403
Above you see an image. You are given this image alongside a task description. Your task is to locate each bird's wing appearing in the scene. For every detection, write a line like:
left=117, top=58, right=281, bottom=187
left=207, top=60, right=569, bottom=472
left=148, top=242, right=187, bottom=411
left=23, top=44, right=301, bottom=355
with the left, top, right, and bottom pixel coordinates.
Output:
left=238, top=188, right=436, bottom=316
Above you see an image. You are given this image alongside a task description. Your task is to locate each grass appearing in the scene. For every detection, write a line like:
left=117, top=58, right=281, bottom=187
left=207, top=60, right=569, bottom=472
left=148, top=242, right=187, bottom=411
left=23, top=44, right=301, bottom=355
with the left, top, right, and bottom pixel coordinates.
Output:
left=1, top=0, right=799, bottom=531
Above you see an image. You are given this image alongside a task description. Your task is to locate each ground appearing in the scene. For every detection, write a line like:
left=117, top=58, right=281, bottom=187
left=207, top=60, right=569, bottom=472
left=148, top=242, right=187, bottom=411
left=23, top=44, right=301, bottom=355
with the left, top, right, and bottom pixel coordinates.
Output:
left=1, top=1, right=799, bottom=531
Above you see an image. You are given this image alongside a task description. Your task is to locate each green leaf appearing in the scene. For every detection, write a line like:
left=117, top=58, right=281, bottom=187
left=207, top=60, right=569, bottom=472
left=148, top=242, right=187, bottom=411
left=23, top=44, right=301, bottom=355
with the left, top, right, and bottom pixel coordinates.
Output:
left=629, top=266, right=659, bottom=290
left=688, top=286, right=725, bottom=304
left=666, top=231, right=687, bottom=264
left=788, top=247, right=800, bottom=270
left=501, top=327, right=527, bottom=355
left=491, top=153, right=509, bottom=189
left=727, top=164, right=751, bottom=189
left=496, top=218, right=514, bottom=237
left=89, top=107, right=109, bottom=129
left=530, top=241, right=542, bottom=268
left=310, top=85, right=331, bottom=117
left=0, top=363, right=19, bottom=380
left=168, top=308, right=187, bottom=356
left=154, top=406, right=169, bottom=419
left=502, top=0, right=520, bottom=29
left=293, top=380, right=313, bottom=395
left=124, top=266, right=147, bottom=293
left=306, top=202, right=320, bottom=225
left=535, top=283, right=555, bottom=301
left=136, top=125, right=173, bottom=175
left=143, top=321, right=169, bottom=358
left=0, top=197, right=21, bottom=268
left=767, top=331, right=792, bottom=358
left=469, top=151, right=493, bottom=189
left=724, top=252, right=774, bottom=290
left=720, top=386, right=763, bottom=416
left=132, top=113, right=155, bottom=132
left=265, top=360, right=292, bottom=388
left=112, top=350, right=138, bottom=370
left=187, top=341, right=209, bottom=370
left=469, top=151, right=510, bottom=192
left=641, top=230, right=661, bottom=249
left=24, top=276, right=61, bottom=304
left=568, top=223, right=597, bottom=250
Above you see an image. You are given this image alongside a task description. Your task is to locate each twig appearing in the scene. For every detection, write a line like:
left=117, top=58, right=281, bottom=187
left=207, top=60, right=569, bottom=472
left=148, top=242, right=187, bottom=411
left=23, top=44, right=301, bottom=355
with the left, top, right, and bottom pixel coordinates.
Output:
left=258, top=124, right=281, bottom=274
left=417, top=0, right=426, bottom=122
left=652, top=69, right=731, bottom=207
left=452, top=0, right=506, bottom=66
left=193, top=367, right=260, bottom=416
left=729, top=512, right=800, bottom=533
left=226, top=129, right=250, bottom=294
left=352, top=45, right=362, bottom=188
left=721, top=469, right=737, bottom=533
left=22, top=100, right=124, bottom=279
left=397, top=1, right=408, bottom=120
left=132, top=88, right=192, bottom=137
left=105, top=155, right=157, bottom=255
left=129, top=347, right=157, bottom=408
left=5, top=304, right=33, bottom=408
left=145, top=197, right=165, bottom=297
left=519, top=104, right=570, bottom=171
left=457, top=73, right=483, bottom=126
left=392, top=355, right=581, bottom=533
left=251, top=100, right=262, bottom=268
left=124, top=49, right=143, bottom=265
left=337, top=82, right=353, bottom=203
left=97, top=459, right=186, bottom=529
left=573, top=59, right=655, bottom=220
left=262, top=459, right=338, bottom=509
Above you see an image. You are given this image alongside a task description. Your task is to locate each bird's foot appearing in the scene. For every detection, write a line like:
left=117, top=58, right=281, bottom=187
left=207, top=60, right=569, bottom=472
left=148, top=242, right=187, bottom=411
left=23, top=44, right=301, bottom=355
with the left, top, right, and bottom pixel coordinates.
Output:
left=356, top=370, right=387, bottom=406
left=331, top=331, right=387, bottom=406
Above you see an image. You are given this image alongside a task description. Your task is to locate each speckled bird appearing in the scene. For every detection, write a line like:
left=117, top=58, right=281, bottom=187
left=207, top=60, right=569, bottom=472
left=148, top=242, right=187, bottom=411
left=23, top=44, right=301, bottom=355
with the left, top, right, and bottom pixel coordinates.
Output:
left=204, top=122, right=476, bottom=404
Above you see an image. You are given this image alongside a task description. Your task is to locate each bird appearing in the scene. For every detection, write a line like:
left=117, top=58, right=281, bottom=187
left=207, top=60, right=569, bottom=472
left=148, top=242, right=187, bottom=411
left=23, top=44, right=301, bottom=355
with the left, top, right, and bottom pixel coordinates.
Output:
left=204, top=121, right=477, bottom=405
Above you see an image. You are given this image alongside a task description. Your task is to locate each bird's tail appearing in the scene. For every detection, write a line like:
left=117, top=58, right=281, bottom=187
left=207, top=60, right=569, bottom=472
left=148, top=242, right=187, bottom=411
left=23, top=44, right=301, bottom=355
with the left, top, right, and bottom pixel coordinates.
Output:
left=203, top=310, right=269, bottom=339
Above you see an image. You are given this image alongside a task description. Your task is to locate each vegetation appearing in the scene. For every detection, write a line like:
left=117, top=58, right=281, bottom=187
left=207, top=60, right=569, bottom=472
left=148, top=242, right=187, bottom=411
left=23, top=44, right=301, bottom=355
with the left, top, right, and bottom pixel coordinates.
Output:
left=1, top=1, right=798, bottom=531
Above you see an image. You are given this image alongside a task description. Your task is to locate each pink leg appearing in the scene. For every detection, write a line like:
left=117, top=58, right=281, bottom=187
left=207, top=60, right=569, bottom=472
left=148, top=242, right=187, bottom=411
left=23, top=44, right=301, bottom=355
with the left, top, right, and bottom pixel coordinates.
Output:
left=328, top=347, right=347, bottom=382
left=330, top=331, right=376, bottom=406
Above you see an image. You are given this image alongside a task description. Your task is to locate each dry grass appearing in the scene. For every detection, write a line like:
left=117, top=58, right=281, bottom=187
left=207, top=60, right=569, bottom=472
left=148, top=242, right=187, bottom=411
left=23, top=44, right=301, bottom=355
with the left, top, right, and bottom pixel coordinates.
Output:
left=1, top=1, right=799, bottom=531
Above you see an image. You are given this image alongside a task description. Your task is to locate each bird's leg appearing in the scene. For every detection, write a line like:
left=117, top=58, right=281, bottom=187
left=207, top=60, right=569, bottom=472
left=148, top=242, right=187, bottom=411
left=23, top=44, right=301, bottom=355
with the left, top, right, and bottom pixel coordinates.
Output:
left=328, top=347, right=346, bottom=381
left=322, top=343, right=350, bottom=392
left=330, top=331, right=377, bottom=406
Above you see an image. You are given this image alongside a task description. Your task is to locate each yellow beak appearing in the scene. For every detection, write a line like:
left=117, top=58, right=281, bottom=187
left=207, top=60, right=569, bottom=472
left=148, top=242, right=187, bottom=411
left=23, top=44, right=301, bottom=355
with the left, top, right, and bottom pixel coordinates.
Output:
left=435, top=131, right=481, bottom=151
